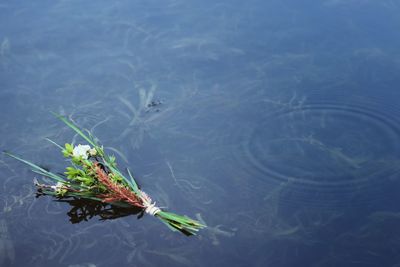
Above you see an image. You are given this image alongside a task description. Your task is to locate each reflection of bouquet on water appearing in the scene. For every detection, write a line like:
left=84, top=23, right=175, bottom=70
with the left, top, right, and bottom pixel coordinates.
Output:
left=52, top=198, right=143, bottom=224
left=6, top=114, right=205, bottom=236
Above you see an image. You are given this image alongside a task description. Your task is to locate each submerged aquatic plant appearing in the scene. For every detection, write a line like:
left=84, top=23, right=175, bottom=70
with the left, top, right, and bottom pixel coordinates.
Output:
left=5, top=113, right=205, bottom=236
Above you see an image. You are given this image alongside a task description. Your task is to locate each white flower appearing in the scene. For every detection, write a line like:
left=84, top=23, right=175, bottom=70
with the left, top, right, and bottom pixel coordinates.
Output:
left=51, top=182, right=64, bottom=191
left=88, top=148, right=97, bottom=156
left=72, top=144, right=91, bottom=159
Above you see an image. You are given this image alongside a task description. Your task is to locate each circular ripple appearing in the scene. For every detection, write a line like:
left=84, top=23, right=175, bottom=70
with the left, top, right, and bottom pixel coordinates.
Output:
left=233, top=101, right=400, bottom=207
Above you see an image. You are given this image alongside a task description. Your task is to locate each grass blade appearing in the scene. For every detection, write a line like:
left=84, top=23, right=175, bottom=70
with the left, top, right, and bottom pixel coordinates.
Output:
left=127, top=168, right=140, bottom=193
left=4, top=151, right=65, bottom=182
left=5, top=152, right=49, bottom=174
left=52, top=112, right=97, bottom=147
left=45, top=138, right=64, bottom=150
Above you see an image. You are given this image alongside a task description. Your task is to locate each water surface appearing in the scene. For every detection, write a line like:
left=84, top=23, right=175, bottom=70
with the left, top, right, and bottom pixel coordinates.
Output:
left=1, top=1, right=400, bottom=266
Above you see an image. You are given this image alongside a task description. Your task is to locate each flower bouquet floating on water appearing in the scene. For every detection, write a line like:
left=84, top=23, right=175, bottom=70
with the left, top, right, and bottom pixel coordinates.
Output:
left=5, top=114, right=206, bottom=236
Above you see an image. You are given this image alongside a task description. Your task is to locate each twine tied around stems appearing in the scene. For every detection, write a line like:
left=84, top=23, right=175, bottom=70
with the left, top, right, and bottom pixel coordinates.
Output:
left=144, top=203, right=161, bottom=216
left=140, top=190, right=161, bottom=216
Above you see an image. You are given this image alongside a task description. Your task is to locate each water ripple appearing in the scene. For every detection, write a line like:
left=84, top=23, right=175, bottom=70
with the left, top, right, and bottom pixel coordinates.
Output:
left=232, top=101, right=400, bottom=207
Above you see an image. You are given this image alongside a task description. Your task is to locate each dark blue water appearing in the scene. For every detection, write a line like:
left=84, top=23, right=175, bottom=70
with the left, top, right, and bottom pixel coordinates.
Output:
left=2, top=0, right=400, bottom=266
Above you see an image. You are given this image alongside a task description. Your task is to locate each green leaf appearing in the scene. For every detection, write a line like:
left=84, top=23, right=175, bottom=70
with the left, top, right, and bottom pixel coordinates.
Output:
left=72, top=157, right=83, bottom=165
left=65, top=143, right=73, bottom=153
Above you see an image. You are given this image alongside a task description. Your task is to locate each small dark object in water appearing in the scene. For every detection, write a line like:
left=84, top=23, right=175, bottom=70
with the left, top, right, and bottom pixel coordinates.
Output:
left=147, top=100, right=162, bottom=108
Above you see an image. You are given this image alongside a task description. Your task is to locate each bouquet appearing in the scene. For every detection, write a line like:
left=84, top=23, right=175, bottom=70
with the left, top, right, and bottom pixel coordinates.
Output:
left=5, top=114, right=205, bottom=236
